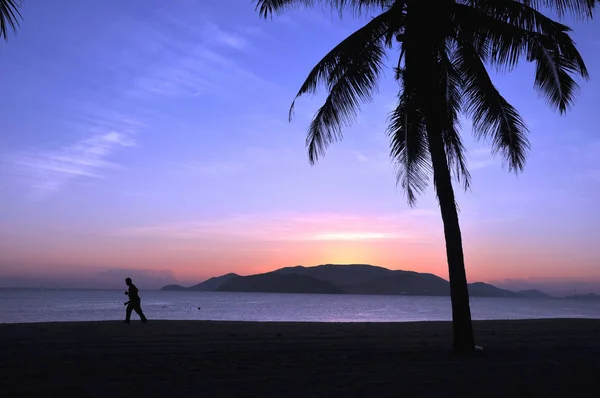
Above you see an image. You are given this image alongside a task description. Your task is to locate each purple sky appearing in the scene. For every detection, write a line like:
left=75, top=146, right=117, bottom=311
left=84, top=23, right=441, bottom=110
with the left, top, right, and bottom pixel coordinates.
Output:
left=0, top=0, right=599, bottom=293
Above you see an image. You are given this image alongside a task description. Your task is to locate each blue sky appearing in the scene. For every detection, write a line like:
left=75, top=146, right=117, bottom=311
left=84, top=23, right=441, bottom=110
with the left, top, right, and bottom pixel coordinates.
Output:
left=0, top=0, right=599, bottom=293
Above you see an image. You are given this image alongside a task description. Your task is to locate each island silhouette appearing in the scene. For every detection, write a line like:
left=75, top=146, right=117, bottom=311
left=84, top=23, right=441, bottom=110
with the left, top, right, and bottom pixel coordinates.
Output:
left=161, top=263, right=577, bottom=298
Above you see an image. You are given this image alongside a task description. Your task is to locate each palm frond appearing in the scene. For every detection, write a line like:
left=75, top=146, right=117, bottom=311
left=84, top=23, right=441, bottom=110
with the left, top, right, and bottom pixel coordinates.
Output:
left=254, top=0, right=314, bottom=18
left=520, top=0, right=597, bottom=18
left=328, top=0, right=396, bottom=16
left=526, top=34, right=583, bottom=113
left=454, top=40, right=530, bottom=172
left=456, top=1, right=586, bottom=68
left=464, top=0, right=597, bottom=18
left=0, top=0, right=22, bottom=41
left=387, top=74, right=431, bottom=206
left=454, top=2, right=589, bottom=113
left=289, top=9, right=396, bottom=163
left=253, top=0, right=393, bottom=19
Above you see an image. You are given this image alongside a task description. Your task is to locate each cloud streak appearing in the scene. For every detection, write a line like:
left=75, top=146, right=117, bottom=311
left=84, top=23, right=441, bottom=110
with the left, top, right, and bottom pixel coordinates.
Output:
left=172, top=146, right=301, bottom=177
left=3, top=131, right=136, bottom=199
left=4, top=14, right=277, bottom=200
left=119, top=15, right=283, bottom=101
left=353, top=151, right=393, bottom=176
left=201, top=21, right=250, bottom=50
left=110, top=210, right=439, bottom=243
left=176, top=160, right=243, bottom=177
left=469, top=147, right=498, bottom=170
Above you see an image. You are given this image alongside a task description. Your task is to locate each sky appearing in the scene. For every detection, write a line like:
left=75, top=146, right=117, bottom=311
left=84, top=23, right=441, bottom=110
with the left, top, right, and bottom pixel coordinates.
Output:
left=0, top=0, right=599, bottom=294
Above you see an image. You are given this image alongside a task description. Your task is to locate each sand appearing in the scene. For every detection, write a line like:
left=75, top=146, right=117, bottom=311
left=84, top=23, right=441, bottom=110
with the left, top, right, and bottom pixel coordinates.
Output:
left=1, top=319, right=600, bottom=397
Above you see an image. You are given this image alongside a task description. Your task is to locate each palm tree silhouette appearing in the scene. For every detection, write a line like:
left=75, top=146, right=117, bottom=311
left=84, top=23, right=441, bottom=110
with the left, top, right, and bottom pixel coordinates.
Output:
left=0, top=0, right=21, bottom=41
left=254, top=0, right=595, bottom=352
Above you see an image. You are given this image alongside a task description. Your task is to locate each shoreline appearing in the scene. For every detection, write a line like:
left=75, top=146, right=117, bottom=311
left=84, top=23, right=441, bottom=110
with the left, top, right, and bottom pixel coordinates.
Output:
left=1, top=316, right=599, bottom=325
left=2, top=319, right=600, bottom=397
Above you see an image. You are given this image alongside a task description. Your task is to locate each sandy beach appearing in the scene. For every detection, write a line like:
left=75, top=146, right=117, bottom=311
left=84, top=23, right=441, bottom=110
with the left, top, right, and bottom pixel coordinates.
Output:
left=1, top=319, right=599, bottom=397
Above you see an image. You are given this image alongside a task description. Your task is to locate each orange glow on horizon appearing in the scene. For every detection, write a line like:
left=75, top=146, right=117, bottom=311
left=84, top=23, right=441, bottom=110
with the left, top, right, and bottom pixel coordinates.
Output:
left=1, top=210, right=599, bottom=287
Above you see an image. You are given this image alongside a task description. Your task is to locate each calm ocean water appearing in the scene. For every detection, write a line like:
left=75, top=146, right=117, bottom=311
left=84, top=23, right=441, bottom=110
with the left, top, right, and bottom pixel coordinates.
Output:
left=1, top=288, right=599, bottom=324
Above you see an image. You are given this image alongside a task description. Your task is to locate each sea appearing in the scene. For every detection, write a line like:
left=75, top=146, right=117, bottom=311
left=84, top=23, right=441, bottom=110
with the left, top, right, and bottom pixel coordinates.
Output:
left=1, top=288, right=599, bottom=324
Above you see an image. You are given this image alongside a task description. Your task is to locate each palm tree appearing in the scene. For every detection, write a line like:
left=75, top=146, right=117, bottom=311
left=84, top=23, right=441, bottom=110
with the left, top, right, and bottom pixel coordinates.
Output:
left=253, top=0, right=596, bottom=352
left=1, top=0, right=22, bottom=41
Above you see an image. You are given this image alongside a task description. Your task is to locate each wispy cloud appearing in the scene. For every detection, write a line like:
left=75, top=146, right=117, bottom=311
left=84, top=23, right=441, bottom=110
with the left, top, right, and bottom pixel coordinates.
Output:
left=201, top=21, right=250, bottom=50
left=306, top=232, right=407, bottom=241
left=172, top=146, right=300, bottom=177
left=356, top=152, right=370, bottom=163
left=469, top=147, right=498, bottom=170
left=110, top=210, right=439, bottom=243
left=354, top=151, right=393, bottom=175
left=95, top=268, right=178, bottom=289
left=292, top=8, right=353, bottom=36
left=0, top=267, right=179, bottom=289
left=243, top=25, right=280, bottom=44
left=173, top=146, right=395, bottom=180
left=128, top=42, right=278, bottom=101
left=354, top=146, right=498, bottom=176
left=121, top=190, right=153, bottom=198
left=66, top=102, right=148, bottom=136
left=160, top=12, right=252, bottom=51
left=582, top=140, right=600, bottom=161
left=2, top=131, right=135, bottom=200
left=578, top=170, right=600, bottom=183
left=175, top=160, right=243, bottom=177
left=4, top=14, right=280, bottom=201
left=119, top=15, right=283, bottom=101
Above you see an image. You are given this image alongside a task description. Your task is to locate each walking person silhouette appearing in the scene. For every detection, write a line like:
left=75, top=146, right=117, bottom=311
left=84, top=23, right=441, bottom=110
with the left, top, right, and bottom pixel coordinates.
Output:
left=123, top=277, right=147, bottom=324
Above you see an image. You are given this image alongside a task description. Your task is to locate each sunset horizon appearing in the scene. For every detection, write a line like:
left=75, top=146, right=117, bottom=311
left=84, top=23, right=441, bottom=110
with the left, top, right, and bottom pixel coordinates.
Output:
left=1, top=1, right=599, bottom=295
left=2, top=257, right=600, bottom=296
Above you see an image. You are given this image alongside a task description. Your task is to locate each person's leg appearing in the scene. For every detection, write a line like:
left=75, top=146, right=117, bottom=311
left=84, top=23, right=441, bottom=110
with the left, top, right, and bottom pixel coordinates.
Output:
left=133, top=301, right=147, bottom=323
left=124, top=303, right=133, bottom=323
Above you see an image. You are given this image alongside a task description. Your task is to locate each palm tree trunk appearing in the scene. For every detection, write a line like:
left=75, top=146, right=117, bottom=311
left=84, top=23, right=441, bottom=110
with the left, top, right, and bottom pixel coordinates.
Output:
left=425, top=123, right=476, bottom=353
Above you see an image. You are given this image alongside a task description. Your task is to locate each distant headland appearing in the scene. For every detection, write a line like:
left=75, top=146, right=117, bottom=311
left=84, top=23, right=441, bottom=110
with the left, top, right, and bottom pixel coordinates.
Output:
left=161, top=264, right=599, bottom=299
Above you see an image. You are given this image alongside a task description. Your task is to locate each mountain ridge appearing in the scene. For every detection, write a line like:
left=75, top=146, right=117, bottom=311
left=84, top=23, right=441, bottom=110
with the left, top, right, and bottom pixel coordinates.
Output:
left=161, top=264, right=557, bottom=298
